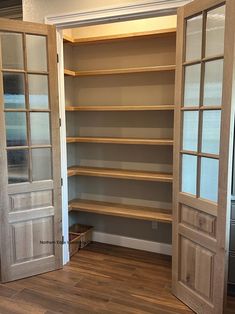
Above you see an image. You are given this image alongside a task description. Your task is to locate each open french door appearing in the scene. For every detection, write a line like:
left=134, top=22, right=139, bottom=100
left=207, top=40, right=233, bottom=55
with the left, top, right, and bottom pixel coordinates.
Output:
left=173, top=0, right=235, bottom=313
left=0, top=19, right=62, bottom=282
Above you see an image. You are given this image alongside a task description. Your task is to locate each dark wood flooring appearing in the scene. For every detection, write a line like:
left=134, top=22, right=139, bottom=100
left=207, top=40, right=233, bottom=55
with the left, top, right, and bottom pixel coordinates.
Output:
left=0, top=242, right=234, bottom=313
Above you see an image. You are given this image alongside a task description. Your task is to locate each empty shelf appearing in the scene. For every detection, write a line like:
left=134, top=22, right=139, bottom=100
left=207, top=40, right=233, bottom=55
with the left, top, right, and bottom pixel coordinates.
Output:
left=67, top=166, right=173, bottom=183
left=63, top=28, right=176, bottom=45
left=65, top=105, right=174, bottom=111
left=64, top=69, right=76, bottom=76
left=64, top=65, right=175, bottom=77
left=69, top=198, right=172, bottom=223
left=66, top=136, right=174, bottom=146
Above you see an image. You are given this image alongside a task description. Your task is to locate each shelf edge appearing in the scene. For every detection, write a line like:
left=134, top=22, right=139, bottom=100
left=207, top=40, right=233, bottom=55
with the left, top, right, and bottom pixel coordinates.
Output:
left=63, top=28, right=176, bottom=45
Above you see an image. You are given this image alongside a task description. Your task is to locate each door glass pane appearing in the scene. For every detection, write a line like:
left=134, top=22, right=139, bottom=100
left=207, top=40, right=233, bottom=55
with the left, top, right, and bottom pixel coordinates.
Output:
left=201, top=110, right=221, bottom=155
left=28, top=74, right=49, bottom=109
left=185, top=14, right=203, bottom=62
left=203, top=59, right=223, bottom=106
left=205, top=5, right=225, bottom=58
left=7, top=149, right=29, bottom=184
left=200, top=157, right=219, bottom=202
left=5, top=112, right=27, bottom=147
left=30, top=113, right=50, bottom=145
left=182, top=111, right=199, bottom=151
left=32, top=148, right=52, bottom=181
left=3, top=73, right=25, bottom=109
left=26, top=35, right=47, bottom=71
left=181, top=154, right=197, bottom=195
left=184, top=64, right=201, bottom=107
left=1, top=33, right=24, bottom=69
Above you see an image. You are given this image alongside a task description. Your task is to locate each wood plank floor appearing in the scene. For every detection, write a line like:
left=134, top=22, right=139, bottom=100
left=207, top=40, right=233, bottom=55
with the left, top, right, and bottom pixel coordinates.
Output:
left=0, top=242, right=234, bottom=313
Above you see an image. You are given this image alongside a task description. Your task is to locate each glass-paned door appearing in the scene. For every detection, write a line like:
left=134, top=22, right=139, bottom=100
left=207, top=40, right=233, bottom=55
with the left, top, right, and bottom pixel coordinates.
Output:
left=0, top=19, right=62, bottom=282
left=173, top=0, right=235, bottom=313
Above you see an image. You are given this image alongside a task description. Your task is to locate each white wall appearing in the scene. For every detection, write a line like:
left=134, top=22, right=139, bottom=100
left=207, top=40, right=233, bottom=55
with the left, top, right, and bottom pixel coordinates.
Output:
left=23, top=0, right=191, bottom=23
left=23, top=0, right=134, bottom=22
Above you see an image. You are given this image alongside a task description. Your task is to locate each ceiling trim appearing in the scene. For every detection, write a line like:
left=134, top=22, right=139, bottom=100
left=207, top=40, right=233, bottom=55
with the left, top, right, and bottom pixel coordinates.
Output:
left=45, top=0, right=191, bottom=28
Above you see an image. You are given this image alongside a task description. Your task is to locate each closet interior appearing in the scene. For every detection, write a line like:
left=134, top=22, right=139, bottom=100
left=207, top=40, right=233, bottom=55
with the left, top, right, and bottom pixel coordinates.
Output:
left=63, top=15, right=177, bottom=248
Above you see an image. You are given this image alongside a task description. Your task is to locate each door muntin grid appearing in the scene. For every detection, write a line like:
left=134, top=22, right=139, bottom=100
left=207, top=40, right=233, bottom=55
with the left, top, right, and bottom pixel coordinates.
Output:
left=1, top=32, right=52, bottom=184
left=180, top=4, right=225, bottom=203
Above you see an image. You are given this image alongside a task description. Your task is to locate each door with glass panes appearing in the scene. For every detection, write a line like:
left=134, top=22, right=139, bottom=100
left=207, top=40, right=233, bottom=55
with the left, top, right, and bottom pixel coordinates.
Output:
left=0, top=19, right=62, bottom=282
left=173, top=0, right=235, bottom=313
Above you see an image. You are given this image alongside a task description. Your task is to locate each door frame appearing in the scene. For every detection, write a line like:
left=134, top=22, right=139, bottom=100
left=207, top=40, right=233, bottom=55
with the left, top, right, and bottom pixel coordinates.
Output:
left=45, top=0, right=191, bottom=265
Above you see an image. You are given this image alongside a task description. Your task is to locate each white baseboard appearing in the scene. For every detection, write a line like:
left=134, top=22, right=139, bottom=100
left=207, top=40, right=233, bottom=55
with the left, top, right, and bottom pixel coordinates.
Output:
left=92, top=231, right=172, bottom=256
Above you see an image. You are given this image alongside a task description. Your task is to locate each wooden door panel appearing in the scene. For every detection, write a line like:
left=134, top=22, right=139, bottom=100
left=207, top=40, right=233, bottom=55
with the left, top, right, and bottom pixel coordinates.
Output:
left=0, top=19, right=62, bottom=282
left=11, top=216, right=54, bottom=263
left=181, top=205, right=216, bottom=236
left=180, top=237, right=214, bottom=300
left=11, top=217, right=54, bottom=263
left=32, top=217, right=54, bottom=256
left=173, top=1, right=235, bottom=312
left=10, top=255, right=56, bottom=281
left=194, top=246, right=213, bottom=299
left=12, top=221, right=35, bottom=262
left=9, top=190, right=53, bottom=211
left=9, top=206, right=55, bottom=223
left=180, top=237, right=197, bottom=289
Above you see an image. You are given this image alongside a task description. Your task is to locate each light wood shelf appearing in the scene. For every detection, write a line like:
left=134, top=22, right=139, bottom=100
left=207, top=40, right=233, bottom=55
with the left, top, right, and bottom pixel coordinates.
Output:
left=63, top=34, right=74, bottom=43
left=69, top=198, right=172, bottom=223
left=64, top=65, right=175, bottom=77
left=66, top=136, right=174, bottom=146
left=65, top=105, right=174, bottom=112
left=63, top=28, right=176, bottom=45
left=67, top=166, right=173, bottom=183
left=64, top=69, right=76, bottom=77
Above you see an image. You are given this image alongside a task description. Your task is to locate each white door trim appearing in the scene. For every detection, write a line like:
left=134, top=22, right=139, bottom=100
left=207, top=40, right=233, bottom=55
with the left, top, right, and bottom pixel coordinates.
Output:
left=56, top=30, right=69, bottom=265
left=45, top=0, right=191, bottom=28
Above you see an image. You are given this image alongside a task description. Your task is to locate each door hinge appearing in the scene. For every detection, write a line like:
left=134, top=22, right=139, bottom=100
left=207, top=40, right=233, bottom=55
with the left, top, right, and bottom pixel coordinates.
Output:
left=62, top=235, right=64, bottom=244
left=59, top=118, right=61, bottom=127
left=57, top=53, right=59, bottom=63
left=61, top=178, right=63, bottom=186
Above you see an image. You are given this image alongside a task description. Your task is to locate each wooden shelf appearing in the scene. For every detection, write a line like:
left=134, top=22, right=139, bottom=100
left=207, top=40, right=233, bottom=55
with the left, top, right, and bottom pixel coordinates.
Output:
left=63, top=34, right=74, bottom=43
left=63, top=28, right=176, bottom=45
left=66, top=136, right=174, bottom=146
left=69, top=198, right=172, bottom=223
left=67, top=166, right=173, bottom=183
left=65, top=105, right=174, bottom=112
left=64, top=69, right=76, bottom=77
left=64, top=65, right=175, bottom=77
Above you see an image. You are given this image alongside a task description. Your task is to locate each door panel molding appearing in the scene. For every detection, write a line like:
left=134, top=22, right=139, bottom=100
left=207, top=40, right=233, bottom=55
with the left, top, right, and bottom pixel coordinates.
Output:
left=9, top=255, right=56, bottom=281
left=179, top=224, right=217, bottom=250
left=9, top=206, right=55, bottom=223
left=8, top=180, right=54, bottom=193
left=179, top=193, right=218, bottom=215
